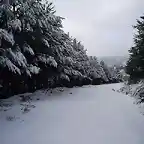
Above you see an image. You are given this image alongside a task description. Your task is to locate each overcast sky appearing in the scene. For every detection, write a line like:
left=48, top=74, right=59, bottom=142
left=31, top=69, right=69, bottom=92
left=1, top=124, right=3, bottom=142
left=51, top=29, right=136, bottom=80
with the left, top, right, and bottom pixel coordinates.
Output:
left=51, top=0, right=144, bottom=56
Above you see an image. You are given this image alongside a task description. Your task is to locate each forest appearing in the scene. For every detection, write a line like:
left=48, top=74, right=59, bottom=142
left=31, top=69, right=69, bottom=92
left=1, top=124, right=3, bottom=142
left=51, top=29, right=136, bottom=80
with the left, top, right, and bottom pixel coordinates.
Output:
left=0, top=0, right=122, bottom=98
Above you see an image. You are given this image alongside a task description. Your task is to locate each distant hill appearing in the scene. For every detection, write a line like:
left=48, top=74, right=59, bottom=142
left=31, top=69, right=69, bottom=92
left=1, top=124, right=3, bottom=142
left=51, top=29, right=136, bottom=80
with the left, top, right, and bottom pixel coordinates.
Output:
left=98, top=56, right=129, bottom=66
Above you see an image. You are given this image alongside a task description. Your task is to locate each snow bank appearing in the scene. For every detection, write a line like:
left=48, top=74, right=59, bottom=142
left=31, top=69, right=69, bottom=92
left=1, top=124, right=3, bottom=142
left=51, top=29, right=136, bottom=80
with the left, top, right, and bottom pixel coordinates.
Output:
left=119, top=81, right=144, bottom=105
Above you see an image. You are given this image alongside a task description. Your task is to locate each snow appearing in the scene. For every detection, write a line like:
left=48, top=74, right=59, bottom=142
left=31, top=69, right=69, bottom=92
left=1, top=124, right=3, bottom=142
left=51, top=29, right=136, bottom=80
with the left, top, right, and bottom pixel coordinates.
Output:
left=28, top=65, right=40, bottom=75
left=119, top=82, right=144, bottom=97
left=36, top=55, right=57, bottom=68
left=23, top=43, right=35, bottom=55
left=8, top=19, right=22, bottom=32
left=41, top=38, right=49, bottom=48
left=132, top=83, right=144, bottom=98
left=64, top=57, right=74, bottom=65
left=0, top=56, right=21, bottom=75
left=5, top=58, right=21, bottom=75
left=64, top=68, right=82, bottom=77
left=0, top=29, right=15, bottom=46
left=15, top=50, right=27, bottom=66
left=120, top=82, right=144, bottom=104
left=1, top=84, right=144, bottom=144
left=7, top=48, right=27, bottom=68
left=59, top=73, right=70, bottom=81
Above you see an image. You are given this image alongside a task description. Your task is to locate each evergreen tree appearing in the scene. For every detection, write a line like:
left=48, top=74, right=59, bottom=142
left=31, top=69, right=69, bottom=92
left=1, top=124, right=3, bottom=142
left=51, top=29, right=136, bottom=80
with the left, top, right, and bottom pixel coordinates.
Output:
left=87, top=56, right=108, bottom=84
left=109, top=65, right=122, bottom=82
left=100, top=61, right=112, bottom=81
left=126, top=15, right=144, bottom=82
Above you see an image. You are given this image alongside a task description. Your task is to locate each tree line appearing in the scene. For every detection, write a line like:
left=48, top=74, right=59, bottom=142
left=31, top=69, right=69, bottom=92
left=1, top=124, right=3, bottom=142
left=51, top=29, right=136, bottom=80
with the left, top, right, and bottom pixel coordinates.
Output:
left=0, top=0, right=121, bottom=98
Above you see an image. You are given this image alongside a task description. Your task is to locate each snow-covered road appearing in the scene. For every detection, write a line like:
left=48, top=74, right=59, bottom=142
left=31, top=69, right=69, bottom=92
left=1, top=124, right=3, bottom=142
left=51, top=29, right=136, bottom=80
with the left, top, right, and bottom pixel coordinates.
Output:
left=1, top=83, right=144, bottom=144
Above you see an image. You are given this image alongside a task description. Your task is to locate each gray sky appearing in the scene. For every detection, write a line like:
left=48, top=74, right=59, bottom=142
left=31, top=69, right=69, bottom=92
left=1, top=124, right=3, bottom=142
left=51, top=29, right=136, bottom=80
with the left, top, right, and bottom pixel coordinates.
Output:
left=51, top=0, right=144, bottom=56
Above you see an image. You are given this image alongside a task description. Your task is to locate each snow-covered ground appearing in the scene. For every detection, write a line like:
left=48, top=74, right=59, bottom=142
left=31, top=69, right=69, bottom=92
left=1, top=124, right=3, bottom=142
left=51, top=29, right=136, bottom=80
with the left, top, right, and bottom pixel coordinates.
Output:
left=1, top=83, right=144, bottom=144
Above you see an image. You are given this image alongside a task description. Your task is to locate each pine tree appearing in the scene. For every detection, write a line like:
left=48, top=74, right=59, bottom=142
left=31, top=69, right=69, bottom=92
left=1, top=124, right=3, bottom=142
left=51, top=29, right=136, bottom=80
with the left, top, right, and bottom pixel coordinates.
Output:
left=126, top=15, right=144, bottom=82
left=0, top=0, right=63, bottom=96
left=100, top=61, right=112, bottom=81
left=109, top=65, right=122, bottom=82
